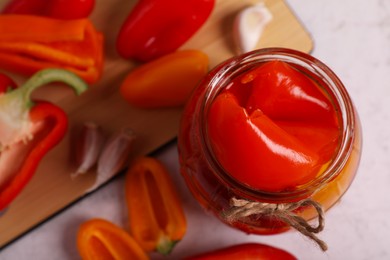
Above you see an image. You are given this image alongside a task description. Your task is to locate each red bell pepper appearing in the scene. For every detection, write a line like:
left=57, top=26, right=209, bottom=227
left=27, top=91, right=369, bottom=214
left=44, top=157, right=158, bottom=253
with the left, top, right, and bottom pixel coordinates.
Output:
left=0, top=69, right=88, bottom=212
left=116, top=0, right=215, bottom=62
left=185, top=243, right=297, bottom=260
left=207, top=61, right=340, bottom=192
left=2, top=0, right=95, bottom=19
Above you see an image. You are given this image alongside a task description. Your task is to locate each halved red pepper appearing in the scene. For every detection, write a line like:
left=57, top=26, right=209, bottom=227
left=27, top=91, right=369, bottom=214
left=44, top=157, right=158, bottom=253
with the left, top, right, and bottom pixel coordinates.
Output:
left=2, top=0, right=96, bottom=19
left=0, top=69, right=88, bottom=212
left=116, top=0, right=215, bottom=62
left=185, top=243, right=297, bottom=260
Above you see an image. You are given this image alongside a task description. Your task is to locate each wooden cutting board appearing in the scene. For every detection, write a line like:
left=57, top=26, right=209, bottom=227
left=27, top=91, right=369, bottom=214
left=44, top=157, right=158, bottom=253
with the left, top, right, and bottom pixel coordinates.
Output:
left=0, top=0, right=313, bottom=248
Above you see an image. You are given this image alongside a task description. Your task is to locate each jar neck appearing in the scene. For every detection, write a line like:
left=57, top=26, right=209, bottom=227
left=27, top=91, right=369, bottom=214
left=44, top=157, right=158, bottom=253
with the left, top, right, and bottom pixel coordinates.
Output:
left=198, top=48, right=356, bottom=202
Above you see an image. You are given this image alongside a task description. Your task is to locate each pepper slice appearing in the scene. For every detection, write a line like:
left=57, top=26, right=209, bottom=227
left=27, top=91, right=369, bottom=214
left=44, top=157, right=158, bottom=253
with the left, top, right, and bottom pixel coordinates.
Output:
left=0, top=69, right=88, bottom=212
left=0, top=15, right=104, bottom=84
left=125, top=157, right=187, bottom=255
left=116, top=0, right=215, bottom=62
left=185, top=243, right=297, bottom=260
left=120, top=50, right=209, bottom=108
left=77, top=218, right=149, bottom=260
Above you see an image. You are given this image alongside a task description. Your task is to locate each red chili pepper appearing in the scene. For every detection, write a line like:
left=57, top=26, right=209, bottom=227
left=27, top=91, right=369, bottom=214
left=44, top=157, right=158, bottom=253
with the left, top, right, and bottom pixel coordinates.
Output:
left=185, top=243, right=297, bottom=260
left=207, top=61, right=340, bottom=192
left=2, top=0, right=95, bottom=19
left=116, top=0, right=215, bottom=62
left=0, top=69, right=88, bottom=212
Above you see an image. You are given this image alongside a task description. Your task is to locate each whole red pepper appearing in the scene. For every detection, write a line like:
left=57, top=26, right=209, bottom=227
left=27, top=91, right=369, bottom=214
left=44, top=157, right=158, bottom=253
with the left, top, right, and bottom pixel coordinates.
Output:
left=2, top=0, right=95, bottom=19
left=116, top=0, right=215, bottom=62
left=0, top=69, right=88, bottom=213
left=185, top=243, right=297, bottom=260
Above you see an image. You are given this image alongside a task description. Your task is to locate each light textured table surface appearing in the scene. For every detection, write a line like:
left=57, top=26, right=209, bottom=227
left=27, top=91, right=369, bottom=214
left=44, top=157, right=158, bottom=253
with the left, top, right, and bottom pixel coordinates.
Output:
left=1, top=0, right=388, bottom=259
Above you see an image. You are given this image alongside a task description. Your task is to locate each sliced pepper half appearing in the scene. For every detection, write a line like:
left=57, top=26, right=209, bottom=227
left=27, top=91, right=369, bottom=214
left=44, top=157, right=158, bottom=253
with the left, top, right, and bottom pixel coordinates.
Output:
left=125, top=156, right=187, bottom=255
left=0, top=68, right=88, bottom=212
left=77, top=218, right=149, bottom=260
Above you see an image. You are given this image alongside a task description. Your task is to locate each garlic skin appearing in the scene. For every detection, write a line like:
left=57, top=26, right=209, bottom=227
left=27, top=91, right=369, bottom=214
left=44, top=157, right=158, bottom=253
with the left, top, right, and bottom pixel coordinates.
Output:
left=233, top=3, right=273, bottom=54
left=72, top=122, right=105, bottom=179
left=87, top=127, right=136, bottom=192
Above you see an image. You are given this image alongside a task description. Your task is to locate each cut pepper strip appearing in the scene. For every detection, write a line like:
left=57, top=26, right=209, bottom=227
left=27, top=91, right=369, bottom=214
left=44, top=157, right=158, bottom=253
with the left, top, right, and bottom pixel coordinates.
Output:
left=0, top=15, right=104, bottom=84
left=0, top=68, right=88, bottom=212
left=125, top=156, right=187, bottom=255
left=77, top=218, right=149, bottom=260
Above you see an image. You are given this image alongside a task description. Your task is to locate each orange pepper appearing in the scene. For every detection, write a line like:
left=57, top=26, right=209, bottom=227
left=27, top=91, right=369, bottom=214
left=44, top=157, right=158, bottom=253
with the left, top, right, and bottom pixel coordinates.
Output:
left=0, top=15, right=104, bottom=84
left=120, top=50, right=209, bottom=108
left=77, top=218, right=149, bottom=260
left=125, top=156, right=187, bottom=255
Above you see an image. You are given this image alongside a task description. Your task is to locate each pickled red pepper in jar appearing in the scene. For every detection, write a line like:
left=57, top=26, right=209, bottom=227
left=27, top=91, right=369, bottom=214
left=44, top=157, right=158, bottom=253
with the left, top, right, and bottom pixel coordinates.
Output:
left=207, top=60, right=340, bottom=192
left=178, top=48, right=362, bottom=250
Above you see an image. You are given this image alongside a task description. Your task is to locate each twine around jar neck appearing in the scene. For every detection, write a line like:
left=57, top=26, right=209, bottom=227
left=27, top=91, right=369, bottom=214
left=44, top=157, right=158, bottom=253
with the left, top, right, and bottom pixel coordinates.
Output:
left=225, top=197, right=328, bottom=251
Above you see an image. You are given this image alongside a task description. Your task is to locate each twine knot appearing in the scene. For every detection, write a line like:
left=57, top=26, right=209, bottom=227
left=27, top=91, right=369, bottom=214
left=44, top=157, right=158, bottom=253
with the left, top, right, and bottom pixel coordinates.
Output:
left=225, top=197, right=328, bottom=251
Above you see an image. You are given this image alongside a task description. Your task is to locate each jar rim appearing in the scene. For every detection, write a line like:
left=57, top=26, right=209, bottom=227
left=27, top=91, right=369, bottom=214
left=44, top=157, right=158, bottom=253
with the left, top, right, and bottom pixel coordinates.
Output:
left=199, top=48, right=356, bottom=201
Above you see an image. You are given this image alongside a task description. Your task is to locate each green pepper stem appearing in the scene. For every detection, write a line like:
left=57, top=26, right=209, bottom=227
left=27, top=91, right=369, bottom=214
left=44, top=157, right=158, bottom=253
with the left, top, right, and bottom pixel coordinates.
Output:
left=0, top=69, right=88, bottom=150
left=156, top=236, right=178, bottom=255
left=9, top=68, right=88, bottom=109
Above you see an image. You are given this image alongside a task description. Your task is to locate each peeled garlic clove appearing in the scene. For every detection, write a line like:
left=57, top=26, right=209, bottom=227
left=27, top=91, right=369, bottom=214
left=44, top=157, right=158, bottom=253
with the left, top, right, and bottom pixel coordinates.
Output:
left=233, top=3, right=273, bottom=54
left=87, top=127, right=136, bottom=193
left=72, top=122, right=105, bottom=179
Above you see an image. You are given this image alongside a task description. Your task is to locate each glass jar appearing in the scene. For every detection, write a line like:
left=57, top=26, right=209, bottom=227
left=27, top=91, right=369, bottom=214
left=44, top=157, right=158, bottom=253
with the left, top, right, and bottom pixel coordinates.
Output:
left=178, top=48, right=362, bottom=235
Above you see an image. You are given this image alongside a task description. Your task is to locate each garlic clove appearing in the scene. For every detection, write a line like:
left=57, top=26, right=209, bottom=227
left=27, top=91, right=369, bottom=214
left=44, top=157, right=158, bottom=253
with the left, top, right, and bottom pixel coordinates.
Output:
left=72, top=122, right=105, bottom=179
left=86, top=127, right=136, bottom=193
left=233, top=3, right=273, bottom=54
